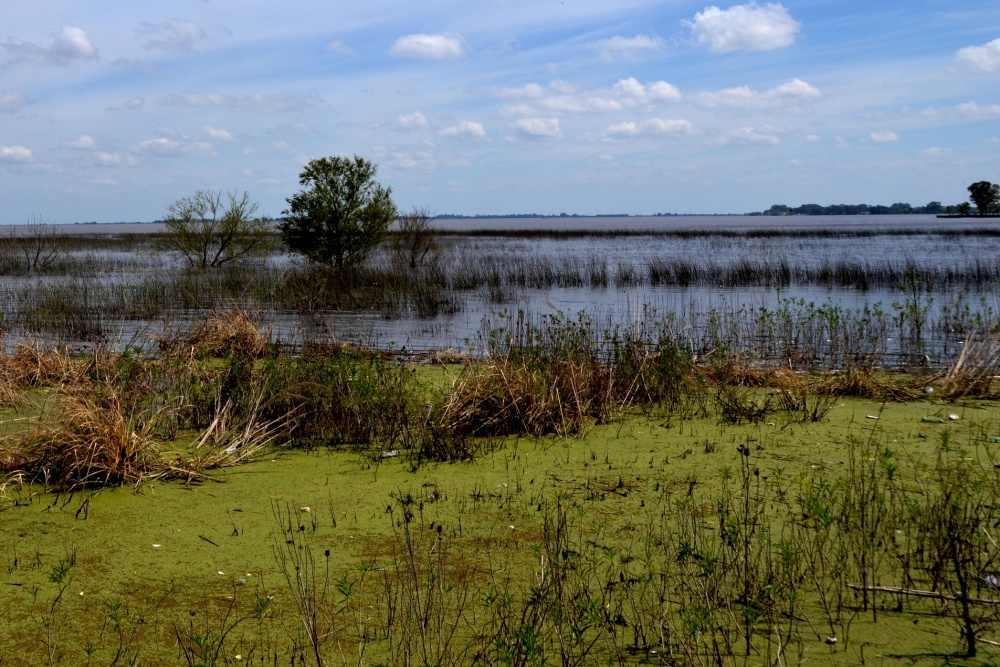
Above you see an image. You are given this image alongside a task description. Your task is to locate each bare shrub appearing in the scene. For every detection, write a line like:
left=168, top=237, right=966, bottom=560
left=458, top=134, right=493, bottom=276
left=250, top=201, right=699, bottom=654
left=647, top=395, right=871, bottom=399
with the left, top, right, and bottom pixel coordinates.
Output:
left=390, top=207, right=439, bottom=270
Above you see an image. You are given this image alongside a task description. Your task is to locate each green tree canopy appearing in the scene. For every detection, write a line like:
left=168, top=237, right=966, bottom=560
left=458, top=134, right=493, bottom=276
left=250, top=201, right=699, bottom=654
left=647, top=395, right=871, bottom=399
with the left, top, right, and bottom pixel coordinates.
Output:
left=162, top=190, right=272, bottom=269
left=280, top=156, right=397, bottom=269
left=967, top=181, right=999, bottom=216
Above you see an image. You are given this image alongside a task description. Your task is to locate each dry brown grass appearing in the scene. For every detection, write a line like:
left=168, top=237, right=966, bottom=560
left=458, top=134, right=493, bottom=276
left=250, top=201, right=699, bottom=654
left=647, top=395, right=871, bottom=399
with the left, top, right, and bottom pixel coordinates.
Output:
left=812, top=365, right=914, bottom=400
left=924, top=338, right=1000, bottom=399
left=0, top=367, right=287, bottom=490
left=160, top=309, right=269, bottom=359
left=436, top=357, right=618, bottom=437
left=0, top=384, right=165, bottom=490
left=0, top=344, right=84, bottom=407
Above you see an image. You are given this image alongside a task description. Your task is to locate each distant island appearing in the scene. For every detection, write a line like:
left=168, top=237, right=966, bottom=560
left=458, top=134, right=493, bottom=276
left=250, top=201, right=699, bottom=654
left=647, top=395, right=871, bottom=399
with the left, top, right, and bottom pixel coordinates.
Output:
left=750, top=202, right=947, bottom=216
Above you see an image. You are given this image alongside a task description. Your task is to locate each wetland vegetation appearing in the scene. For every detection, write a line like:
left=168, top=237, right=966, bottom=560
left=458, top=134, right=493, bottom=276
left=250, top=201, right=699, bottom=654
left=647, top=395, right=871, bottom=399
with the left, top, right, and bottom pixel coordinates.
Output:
left=3, top=217, right=1000, bottom=665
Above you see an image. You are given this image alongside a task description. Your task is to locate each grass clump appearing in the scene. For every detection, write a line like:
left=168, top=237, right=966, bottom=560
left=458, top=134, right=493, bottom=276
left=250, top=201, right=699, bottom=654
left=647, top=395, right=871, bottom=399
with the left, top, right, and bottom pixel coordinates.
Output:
left=0, top=383, right=165, bottom=490
left=160, top=309, right=269, bottom=360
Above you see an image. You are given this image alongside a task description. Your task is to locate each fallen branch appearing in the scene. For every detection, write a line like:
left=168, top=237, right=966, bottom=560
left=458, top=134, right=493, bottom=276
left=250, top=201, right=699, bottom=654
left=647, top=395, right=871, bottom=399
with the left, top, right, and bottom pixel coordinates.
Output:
left=848, top=583, right=1000, bottom=606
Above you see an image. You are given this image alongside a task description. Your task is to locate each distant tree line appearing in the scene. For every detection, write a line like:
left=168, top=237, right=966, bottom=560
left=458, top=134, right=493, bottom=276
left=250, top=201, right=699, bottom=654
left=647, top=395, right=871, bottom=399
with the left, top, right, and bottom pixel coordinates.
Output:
left=752, top=201, right=945, bottom=216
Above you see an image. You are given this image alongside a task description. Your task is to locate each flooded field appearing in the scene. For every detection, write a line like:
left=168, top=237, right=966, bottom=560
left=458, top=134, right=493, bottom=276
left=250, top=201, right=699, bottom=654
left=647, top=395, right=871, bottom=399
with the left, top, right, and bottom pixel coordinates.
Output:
left=1, top=214, right=997, bottom=367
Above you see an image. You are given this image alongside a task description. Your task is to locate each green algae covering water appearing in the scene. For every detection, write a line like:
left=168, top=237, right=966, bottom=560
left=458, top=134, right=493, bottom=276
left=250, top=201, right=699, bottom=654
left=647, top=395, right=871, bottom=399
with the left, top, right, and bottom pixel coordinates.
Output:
left=3, top=393, right=1000, bottom=665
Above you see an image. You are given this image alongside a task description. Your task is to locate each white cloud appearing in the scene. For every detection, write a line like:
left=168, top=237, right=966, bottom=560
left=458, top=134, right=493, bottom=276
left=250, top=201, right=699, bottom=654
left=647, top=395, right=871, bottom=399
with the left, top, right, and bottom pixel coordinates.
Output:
left=326, top=40, right=355, bottom=56
left=0, top=91, right=28, bottom=113
left=921, top=147, right=951, bottom=157
left=164, top=91, right=321, bottom=112
left=390, top=34, right=465, bottom=59
left=696, top=78, right=820, bottom=109
left=688, top=2, right=800, bottom=54
left=511, top=117, right=560, bottom=139
left=919, top=101, right=1000, bottom=122
left=440, top=120, right=486, bottom=139
left=125, top=97, right=145, bottom=110
left=957, top=38, right=1000, bottom=73
left=272, top=140, right=294, bottom=153
left=805, top=134, right=821, bottom=142
left=134, top=136, right=216, bottom=158
left=203, top=126, right=236, bottom=141
left=549, top=80, right=577, bottom=95
left=500, top=104, right=535, bottom=117
left=397, top=111, right=429, bottom=130
left=716, top=127, right=781, bottom=146
left=870, top=131, right=899, bottom=142
left=0, top=146, right=33, bottom=162
left=542, top=95, right=622, bottom=113
left=138, top=19, right=206, bottom=53
left=385, top=150, right=435, bottom=170
left=593, top=35, right=664, bottom=61
left=95, top=151, right=125, bottom=166
left=611, top=77, right=682, bottom=103
left=136, top=137, right=180, bottom=155
left=64, top=135, right=97, bottom=150
left=493, top=83, right=546, bottom=99
left=52, top=26, right=99, bottom=60
left=496, top=78, right=681, bottom=119
left=2, top=25, right=98, bottom=65
left=603, top=118, right=693, bottom=138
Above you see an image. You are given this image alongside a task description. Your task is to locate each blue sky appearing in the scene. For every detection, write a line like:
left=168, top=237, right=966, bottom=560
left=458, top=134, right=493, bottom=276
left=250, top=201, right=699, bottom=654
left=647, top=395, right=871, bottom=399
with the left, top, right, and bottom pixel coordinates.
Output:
left=1, top=0, right=998, bottom=221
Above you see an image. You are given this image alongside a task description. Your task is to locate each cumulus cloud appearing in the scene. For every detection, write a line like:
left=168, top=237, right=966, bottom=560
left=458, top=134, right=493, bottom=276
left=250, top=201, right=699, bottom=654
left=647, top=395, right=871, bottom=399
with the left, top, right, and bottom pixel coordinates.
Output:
left=492, top=83, right=546, bottom=99
left=138, top=19, right=206, bottom=53
left=1, top=25, right=98, bottom=65
left=716, top=127, right=781, bottom=146
left=920, top=101, right=1000, bottom=122
left=203, top=126, right=235, bottom=141
left=957, top=38, right=1000, bottom=73
left=495, top=78, right=681, bottom=118
left=440, top=120, right=486, bottom=139
left=381, top=148, right=436, bottom=170
left=134, top=136, right=216, bottom=157
left=94, top=152, right=128, bottom=166
left=593, top=35, right=663, bottom=61
left=510, top=117, right=560, bottom=139
left=921, top=147, right=951, bottom=157
left=696, top=78, right=820, bottom=109
left=390, top=33, right=465, bottom=59
left=0, top=91, right=28, bottom=113
left=688, top=2, right=800, bottom=54
left=64, top=135, right=97, bottom=149
left=164, top=91, right=321, bottom=112
left=0, top=145, right=33, bottom=162
left=603, top=118, right=693, bottom=138
left=543, top=95, right=623, bottom=113
left=326, top=40, right=355, bottom=55
left=870, top=131, right=899, bottom=142
left=397, top=111, right=429, bottom=130
left=611, top=77, right=682, bottom=103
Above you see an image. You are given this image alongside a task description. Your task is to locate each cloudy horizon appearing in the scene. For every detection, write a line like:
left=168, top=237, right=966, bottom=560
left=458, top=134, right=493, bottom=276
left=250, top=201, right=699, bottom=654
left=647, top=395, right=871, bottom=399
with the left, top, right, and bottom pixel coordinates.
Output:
left=1, top=1, right=998, bottom=223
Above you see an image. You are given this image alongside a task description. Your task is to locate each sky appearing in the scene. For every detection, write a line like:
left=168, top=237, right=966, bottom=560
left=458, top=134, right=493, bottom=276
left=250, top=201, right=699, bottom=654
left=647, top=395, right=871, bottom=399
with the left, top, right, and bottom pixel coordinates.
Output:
left=1, top=0, right=999, bottom=222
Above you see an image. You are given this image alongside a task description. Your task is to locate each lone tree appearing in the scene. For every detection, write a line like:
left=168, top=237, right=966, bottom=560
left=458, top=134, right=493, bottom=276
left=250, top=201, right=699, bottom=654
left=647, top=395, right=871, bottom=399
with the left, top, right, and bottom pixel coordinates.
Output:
left=967, top=181, right=999, bottom=216
left=162, top=190, right=272, bottom=269
left=280, top=155, right=397, bottom=269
